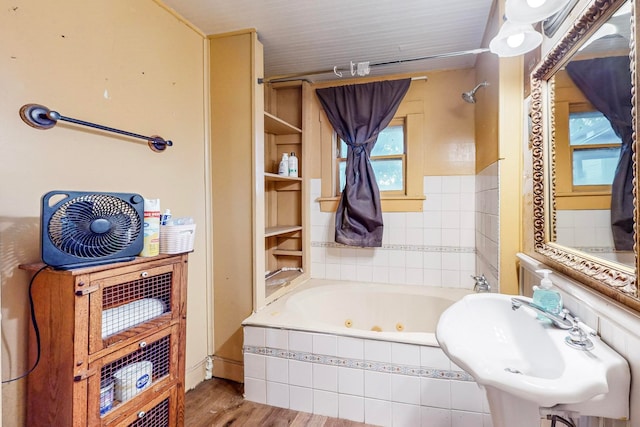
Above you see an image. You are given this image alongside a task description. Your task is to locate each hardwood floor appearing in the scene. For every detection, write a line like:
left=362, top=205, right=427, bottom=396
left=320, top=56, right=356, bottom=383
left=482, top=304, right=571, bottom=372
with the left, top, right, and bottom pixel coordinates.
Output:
left=184, top=377, right=376, bottom=427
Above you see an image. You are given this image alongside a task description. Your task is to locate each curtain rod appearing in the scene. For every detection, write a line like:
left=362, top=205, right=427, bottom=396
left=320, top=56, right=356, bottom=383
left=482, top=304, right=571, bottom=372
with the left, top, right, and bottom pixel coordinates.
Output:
left=263, top=48, right=490, bottom=83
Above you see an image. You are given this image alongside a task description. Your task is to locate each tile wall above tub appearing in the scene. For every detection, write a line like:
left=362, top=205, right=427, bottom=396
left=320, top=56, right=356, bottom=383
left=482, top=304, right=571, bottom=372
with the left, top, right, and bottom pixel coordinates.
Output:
left=243, top=326, right=491, bottom=427
left=309, top=176, right=477, bottom=290
left=475, top=162, right=499, bottom=292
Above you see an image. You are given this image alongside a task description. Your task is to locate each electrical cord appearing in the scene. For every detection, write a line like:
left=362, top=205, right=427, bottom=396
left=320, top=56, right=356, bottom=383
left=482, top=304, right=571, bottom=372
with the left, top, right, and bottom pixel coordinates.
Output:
left=2, top=265, right=48, bottom=384
left=550, top=414, right=577, bottom=427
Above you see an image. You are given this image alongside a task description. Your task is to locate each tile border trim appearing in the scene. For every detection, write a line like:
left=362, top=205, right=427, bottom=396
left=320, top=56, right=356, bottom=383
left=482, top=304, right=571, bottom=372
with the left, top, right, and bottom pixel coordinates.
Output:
left=311, top=241, right=476, bottom=254
left=243, top=345, right=474, bottom=382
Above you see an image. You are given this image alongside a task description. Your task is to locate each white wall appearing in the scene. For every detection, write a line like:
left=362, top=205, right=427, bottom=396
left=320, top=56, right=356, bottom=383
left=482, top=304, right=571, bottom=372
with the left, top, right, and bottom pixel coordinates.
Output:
left=554, top=210, right=634, bottom=265
left=556, top=210, right=613, bottom=249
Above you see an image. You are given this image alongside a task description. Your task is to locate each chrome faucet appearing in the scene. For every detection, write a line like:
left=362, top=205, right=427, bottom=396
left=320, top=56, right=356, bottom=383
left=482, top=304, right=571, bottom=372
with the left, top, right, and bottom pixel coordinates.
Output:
left=511, top=297, right=596, bottom=350
left=511, top=297, right=573, bottom=329
left=471, top=274, right=491, bottom=293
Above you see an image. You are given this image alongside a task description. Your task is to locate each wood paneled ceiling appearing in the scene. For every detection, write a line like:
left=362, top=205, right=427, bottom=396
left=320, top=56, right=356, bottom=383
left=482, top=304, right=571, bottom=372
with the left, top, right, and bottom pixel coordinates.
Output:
left=161, top=0, right=495, bottom=81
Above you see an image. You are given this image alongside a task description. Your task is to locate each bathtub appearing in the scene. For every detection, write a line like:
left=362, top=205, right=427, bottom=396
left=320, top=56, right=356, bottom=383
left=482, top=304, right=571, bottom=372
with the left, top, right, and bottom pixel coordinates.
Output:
left=245, top=279, right=471, bottom=345
left=242, top=279, right=491, bottom=427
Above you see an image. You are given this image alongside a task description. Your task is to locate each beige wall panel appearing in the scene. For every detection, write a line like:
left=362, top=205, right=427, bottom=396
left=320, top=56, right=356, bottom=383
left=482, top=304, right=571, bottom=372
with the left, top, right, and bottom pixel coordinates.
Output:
left=421, top=70, right=476, bottom=176
left=271, top=86, right=303, bottom=128
left=307, top=90, right=324, bottom=180
left=0, top=0, right=208, bottom=425
left=499, top=55, right=525, bottom=296
left=475, top=37, right=500, bottom=172
left=307, top=70, right=476, bottom=180
left=209, top=31, right=257, bottom=365
left=277, top=191, right=302, bottom=225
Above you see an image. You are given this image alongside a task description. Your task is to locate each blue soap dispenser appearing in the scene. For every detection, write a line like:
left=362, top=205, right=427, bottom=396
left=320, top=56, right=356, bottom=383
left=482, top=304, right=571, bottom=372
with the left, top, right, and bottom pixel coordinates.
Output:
left=532, top=269, right=563, bottom=315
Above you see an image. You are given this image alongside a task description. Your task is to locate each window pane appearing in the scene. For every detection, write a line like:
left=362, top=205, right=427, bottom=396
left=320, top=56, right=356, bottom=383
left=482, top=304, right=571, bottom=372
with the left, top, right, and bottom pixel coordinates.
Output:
left=569, top=111, right=621, bottom=146
left=339, top=159, right=404, bottom=192
left=371, top=126, right=404, bottom=156
left=339, top=125, right=404, bottom=157
left=372, top=159, right=403, bottom=191
left=339, top=161, right=346, bottom=192
left=572, top=147, right=620, bottom=186
left=340, top=140, right=348, bottom=158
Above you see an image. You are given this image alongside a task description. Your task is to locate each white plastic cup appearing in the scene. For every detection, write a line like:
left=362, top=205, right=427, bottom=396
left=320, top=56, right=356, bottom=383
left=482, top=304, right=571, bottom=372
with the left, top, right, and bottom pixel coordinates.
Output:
left=100, top=379, right=114, bottom=415
left=113, top=361, right=153, bottom=402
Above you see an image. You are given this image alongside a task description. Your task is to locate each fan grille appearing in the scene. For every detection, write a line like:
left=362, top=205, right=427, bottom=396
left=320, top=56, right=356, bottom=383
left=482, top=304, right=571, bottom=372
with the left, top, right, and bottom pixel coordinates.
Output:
left=48, top=194, right=142, bottom=259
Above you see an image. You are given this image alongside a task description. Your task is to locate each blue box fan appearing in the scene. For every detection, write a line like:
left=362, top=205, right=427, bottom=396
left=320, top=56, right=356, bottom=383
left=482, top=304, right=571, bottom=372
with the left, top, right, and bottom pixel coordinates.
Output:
left=41, top=191, right=145, bottom=269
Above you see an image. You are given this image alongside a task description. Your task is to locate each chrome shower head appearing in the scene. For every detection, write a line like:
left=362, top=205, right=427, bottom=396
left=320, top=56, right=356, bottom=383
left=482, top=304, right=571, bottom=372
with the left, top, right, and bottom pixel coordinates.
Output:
left=462, top=91, right=476, bottom=104
left=462, top=81, right=489, bottom=104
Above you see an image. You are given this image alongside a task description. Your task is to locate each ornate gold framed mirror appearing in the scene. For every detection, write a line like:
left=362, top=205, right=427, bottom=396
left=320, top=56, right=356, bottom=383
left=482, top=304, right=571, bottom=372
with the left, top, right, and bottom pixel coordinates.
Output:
left=530, top=0, right=639, bottom=311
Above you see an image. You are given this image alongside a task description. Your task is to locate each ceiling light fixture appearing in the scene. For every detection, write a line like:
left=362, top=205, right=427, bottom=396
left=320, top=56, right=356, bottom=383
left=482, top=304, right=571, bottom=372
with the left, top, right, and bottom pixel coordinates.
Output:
left=489, top=0, right=572, bottom=57
left=489, top=21, right=543, bottom=57
left=578, top=23, right=619, bottom=51
left=506, top=0, right=572, bottom=24
left=527, top=0, right=546, bottom=8
left=613, top=1, right=632, bottom=17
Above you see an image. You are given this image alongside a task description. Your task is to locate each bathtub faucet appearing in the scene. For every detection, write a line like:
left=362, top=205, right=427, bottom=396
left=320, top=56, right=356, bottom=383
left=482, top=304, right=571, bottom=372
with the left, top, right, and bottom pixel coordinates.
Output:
left=471, top=274, right=491, bottom=293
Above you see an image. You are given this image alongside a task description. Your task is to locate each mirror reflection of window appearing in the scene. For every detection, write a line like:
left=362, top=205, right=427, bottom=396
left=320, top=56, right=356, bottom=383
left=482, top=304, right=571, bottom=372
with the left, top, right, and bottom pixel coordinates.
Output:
left=337, top=122, right=406, bottom=193
left=568, top=110, right=622, bottom=187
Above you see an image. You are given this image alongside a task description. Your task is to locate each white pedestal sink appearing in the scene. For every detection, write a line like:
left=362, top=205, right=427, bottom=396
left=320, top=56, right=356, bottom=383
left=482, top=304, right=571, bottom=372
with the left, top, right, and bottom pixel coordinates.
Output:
left=435, top=293, right=630, bottom=426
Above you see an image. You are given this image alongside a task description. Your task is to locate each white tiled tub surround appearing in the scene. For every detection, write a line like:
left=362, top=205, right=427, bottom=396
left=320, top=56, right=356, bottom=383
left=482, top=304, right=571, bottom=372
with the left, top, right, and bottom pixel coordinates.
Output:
left=555, top=209, right=613, bottom=249
left=475, top=162, right=499, bottom=292
left=555, top=210, right=633, bottom=265
left=518, top=253, right=640, bottom=427
left=243, top=326, right=491, bottom=427
left=309, top=176, right=477, bottom=290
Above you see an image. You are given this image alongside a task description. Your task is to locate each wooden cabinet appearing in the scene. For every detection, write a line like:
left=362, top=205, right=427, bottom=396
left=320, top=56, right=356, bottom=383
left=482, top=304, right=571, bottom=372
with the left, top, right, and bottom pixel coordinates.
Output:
left=209, top=29, right=263, bottom=381
left=20, top=254, right=188, bottom=427
left=209, top=29, right=309, bottom=381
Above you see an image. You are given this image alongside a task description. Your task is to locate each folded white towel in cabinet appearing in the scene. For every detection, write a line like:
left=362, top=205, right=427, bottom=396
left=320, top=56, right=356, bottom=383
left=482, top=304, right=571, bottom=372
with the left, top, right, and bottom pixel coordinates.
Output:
left=102, top=298, right=166, bottom=339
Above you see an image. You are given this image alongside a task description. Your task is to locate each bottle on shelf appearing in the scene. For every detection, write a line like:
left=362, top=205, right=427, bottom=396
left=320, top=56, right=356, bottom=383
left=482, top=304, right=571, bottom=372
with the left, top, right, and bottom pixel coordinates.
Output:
left=278, top=152, right=289, bottom=176
left=288, top=152, right=298, bottom=177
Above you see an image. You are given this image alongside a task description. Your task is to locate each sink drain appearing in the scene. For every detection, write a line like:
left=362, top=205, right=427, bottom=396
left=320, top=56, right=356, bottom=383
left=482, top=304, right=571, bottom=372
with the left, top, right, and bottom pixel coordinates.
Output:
left=505, top=367, right=523, bottom=374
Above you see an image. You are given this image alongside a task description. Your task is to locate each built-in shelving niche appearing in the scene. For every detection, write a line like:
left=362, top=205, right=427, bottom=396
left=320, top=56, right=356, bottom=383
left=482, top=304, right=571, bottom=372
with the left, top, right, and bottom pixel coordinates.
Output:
left=261, top=81, right=308, bottom=303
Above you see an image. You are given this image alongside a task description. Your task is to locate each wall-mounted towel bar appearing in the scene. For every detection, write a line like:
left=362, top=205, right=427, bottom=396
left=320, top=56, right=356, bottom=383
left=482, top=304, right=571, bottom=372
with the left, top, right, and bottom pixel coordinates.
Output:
left=19, top=103, right=173, bottom=152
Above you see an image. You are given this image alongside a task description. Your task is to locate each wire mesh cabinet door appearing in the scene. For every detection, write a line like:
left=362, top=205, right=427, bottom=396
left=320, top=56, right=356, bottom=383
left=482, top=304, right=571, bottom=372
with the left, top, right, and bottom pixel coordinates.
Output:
left=88, top=325, right=180, bottom=425
left=107, top=387, right=178, bottom=427
left=22, top=254, right=188, bottom=427
left=88, top=262, right=182, bottom=355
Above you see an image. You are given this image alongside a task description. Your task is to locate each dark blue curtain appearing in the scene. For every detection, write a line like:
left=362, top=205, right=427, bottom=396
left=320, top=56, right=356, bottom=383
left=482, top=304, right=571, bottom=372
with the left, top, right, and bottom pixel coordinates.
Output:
left=316, top=79, right=411, bottom=247
left=566, top=56, right=633, bottom=250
